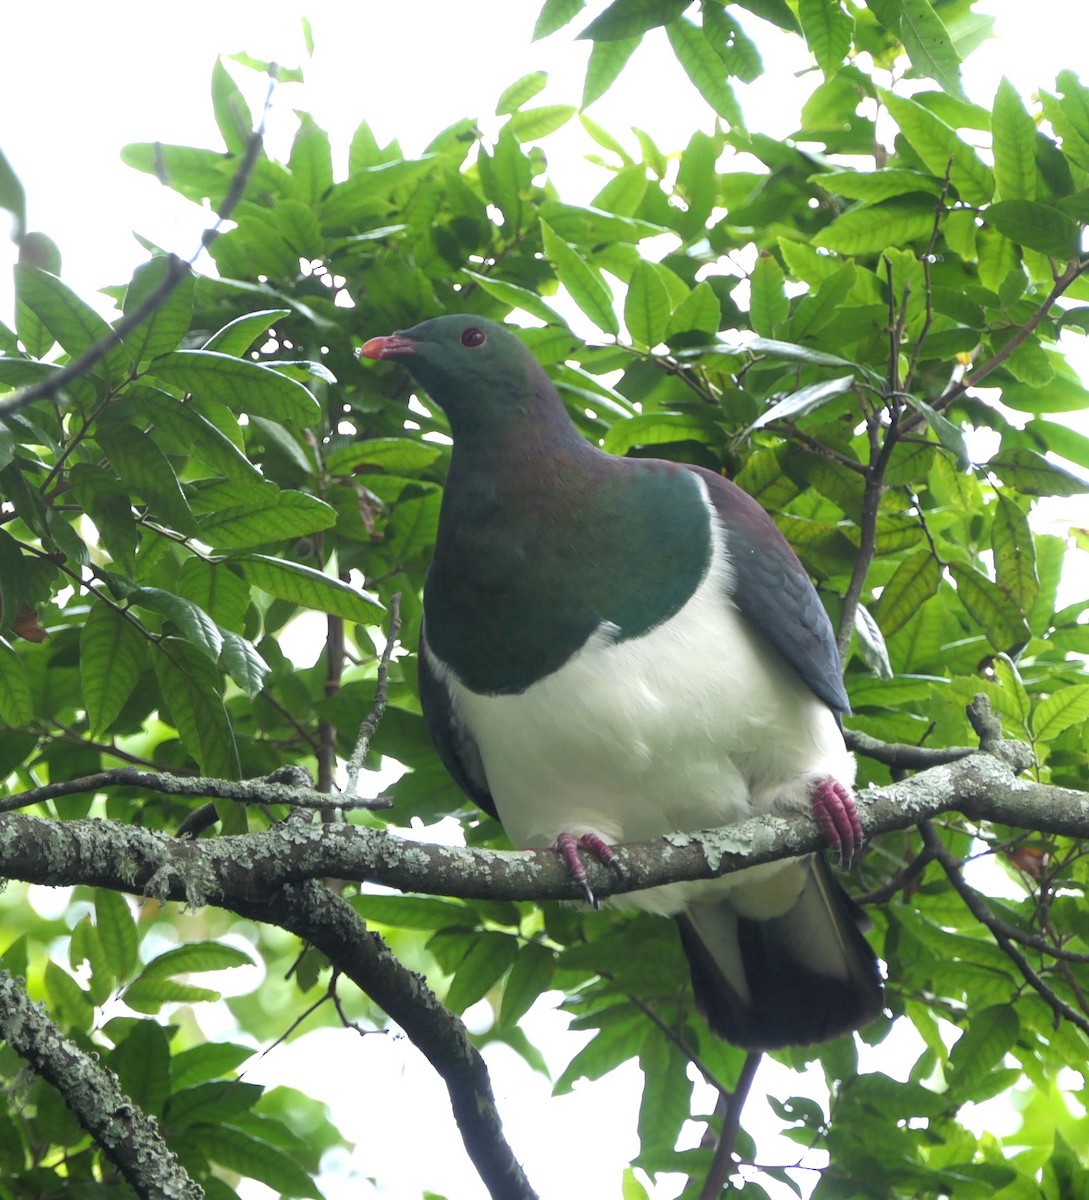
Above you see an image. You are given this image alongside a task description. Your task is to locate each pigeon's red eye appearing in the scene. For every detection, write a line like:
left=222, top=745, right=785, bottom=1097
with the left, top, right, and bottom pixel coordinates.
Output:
left=461, top=327, right=487, bottom=348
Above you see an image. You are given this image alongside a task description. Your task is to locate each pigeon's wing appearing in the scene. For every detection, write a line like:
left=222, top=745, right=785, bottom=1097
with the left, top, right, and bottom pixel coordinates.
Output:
left=689, top=465, right=850, bottom=715
left=418, top=622, right=497, bottom=818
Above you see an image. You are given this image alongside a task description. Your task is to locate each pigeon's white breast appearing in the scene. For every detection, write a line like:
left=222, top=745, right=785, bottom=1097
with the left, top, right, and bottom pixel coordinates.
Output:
left=431, top=481, right=854, bottom=914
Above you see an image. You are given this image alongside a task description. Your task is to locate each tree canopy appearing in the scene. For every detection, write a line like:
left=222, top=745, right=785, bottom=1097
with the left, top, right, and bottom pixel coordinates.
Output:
left=3, top=1, right=1089, bottom=1197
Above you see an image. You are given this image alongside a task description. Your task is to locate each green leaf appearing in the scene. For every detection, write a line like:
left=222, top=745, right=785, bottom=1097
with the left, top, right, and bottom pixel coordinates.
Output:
left=986, top=199, right=1081, bottom=259
left=15, top=266, right=132, bottom=384
left=665, top=18, right=743, bottom=124
left=0, top=637, right=34, bottom=727
left=461, top=269, right=565, bottom=325
left=875, top=552, right=941, bottom=637
left=80, top=604, right=147, bottom=735
left=879, top=89, right=994, bottom=204
left=351, top=894, right=472, bottom=930
left=897, top=0, right=965, bottom=100
left=909, top=398, right=970, bottom=469
left=67, top=463, right=139, bottom=570
left=131, top=587, right=223, bottom=661
left=508, top=105, right=577, bottom=141
left=748, top=253, right=789, bottom=337
left=199, top=490, right=337, bottom=550
left=947, top=1004, right=1019, bottom=1098
left=624, top=261, right=673, bottom=347
left=326, top=437, right=443, bottom=477
left=478, top=126, right=530, bottom=226
left=949, top=563, right=1030, bottom=653
left=1024, top=419, right=1089, bottom=472
left=211, top=57, right=254, bottom=154
left=199, top=1124, right=322, bottom=1199
left=499, top=942, right=556, bottom=1028
left=95, top=889, right=138, bottom=982
left=152, top=637, right=239, bottom=777
left=238, top=555, right=383, bottom=623
left=124, top=977, right=221, bottom=1013
left=69, top=915, right=114, bottom=1006
left=175, top=560, right=250, bottom=633
left=108, top=1021, right=172, bottom=1116
left=202, top=308, right=291, bottom=356
left=44, top=960, right=93, bottom=1031
left=540, top=220, right=618, bottom=335
left=991, top=653, right=1031, bottom=730
left=320, top=157, right=437, bottom=232
left=797, top=0, right=852, bottom=80
left=96, top=421, right=197, bottom=535
left=991, top=78, right=1038, bottom=202
left=667, top=281, right=721, bottom=337
left=814, top=202, right=938, bottom=254
left=991, top=494, right=1039, bottom=613
left=987, top=448, right=1089, bottom=496
left=122, top=257, right=196, bottom=362
left=1032, top=684, right=1089, bottom=741
left=534, top=0, right=584, bottom=39
left=219, top=630, right=268, bottom=698
left=603, top=412, right=712, bottom=455
left=583, top=36, right=641, bottom=107
left=288, top=114, right=333, bottom=206
left=810, top=168, right=943, bottom=203
left=1001, top=375, right=1089, bottom=416
left=128, top=388, right=262, bottom=486
left=855, top=604, right=893, bottom=678
left=146, top=350, right=321, bottom=426
left=497, top=72, right=548, bottom=114
left=444, top=933, right=519, bottom=1014
left=138, top=940, right=254, bottom=981
left=580, top=0, right=688, bottom=41
left=737, top=336, right=861, bottom=371
left=0, top=147, right=26, bottom=240
left=743, top=375, right=855, bottom=435
left=554, top=1007, right=645, bottom=1092
left=702, top=5, right=762, bottom=81
left=172, top=1042, right=252, bottom=1089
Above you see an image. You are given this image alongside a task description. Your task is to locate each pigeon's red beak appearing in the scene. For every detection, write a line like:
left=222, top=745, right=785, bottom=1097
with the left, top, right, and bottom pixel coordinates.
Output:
left=360, top=333, right=418, bottom=360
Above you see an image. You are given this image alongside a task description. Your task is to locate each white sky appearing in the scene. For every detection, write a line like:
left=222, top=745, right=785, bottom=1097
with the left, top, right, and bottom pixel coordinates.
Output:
left=3, top=3, right=1087, bottom=1199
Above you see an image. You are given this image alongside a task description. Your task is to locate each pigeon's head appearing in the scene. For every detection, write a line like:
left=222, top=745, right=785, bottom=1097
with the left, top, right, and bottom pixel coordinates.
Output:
left=362, top=315, right=540, bottom=438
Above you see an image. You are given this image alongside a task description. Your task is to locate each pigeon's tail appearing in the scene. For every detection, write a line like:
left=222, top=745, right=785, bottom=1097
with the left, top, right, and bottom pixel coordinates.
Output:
left=675, top=855, right=883, bottom=1049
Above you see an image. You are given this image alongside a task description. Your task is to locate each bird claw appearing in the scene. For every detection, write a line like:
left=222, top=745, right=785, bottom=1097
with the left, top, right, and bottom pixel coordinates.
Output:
left=810, top=777, right=864, bottom=866
left=555, top=832, right=620, bottom=908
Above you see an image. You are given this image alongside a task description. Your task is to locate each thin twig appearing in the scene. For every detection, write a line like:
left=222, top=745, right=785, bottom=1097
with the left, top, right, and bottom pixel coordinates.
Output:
left=855, top=846, right=935, bottom=905
left=0, top=71, right=277, bottom=419
left=345, top=592, right=402, bottom=794
left=918, top=821, right=1089, bottom=1037
left=698, top=1051, right=762, bottom=1200
left=835, top=408, right=900, bottom=659
left=0, top=765, right=392, bottom=816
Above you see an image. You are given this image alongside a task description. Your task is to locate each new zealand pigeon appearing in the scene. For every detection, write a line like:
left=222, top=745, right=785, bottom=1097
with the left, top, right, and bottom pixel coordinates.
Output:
left=362, top=315, right=883, bottom=1049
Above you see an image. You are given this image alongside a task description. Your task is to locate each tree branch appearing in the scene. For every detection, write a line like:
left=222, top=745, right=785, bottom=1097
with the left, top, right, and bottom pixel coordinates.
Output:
left=0, top=969, right=203, bottom=1200
left=698, top=1051, right=762, bottom=1200
left=843, top=727, right=975, bottom=769
left=230, top=882, right=538, bottom=1200
left=1, top=744, right=1086, bottom=908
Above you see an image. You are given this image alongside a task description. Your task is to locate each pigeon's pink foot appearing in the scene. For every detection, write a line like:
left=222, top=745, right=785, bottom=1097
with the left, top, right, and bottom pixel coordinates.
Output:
left=555, top=832, right=618, bottom=907
left=810, top=777, right=864, bottom=865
